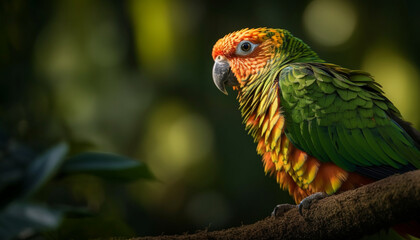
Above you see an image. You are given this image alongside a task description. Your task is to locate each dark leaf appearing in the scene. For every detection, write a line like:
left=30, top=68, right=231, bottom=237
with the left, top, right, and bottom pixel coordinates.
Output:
left=21, top=143, right=69, bottom=199
left=0, top=202, right=63, bottom=240
left=61, top=152, right=154, bottom=182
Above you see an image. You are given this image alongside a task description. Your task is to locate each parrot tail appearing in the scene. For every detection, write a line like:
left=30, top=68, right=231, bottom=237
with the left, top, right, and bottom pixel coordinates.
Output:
left=393, top=221, right=420, bottom=239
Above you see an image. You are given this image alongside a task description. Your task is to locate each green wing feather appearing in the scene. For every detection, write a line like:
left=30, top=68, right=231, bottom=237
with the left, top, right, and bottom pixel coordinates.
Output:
left=278, top=63, right=420, bottom=174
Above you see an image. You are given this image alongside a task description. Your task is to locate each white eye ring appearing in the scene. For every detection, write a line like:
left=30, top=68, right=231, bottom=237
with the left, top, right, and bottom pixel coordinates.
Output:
left=235, top=40, right=258, bottom=56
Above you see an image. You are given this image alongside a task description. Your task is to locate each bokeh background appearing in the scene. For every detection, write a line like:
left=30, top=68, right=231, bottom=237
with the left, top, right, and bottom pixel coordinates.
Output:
left=1, top=0, right=420, bottom=239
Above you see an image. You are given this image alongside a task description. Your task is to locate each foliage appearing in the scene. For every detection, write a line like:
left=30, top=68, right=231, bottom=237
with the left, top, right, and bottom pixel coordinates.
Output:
left=0, top=137, right=153, bottom=240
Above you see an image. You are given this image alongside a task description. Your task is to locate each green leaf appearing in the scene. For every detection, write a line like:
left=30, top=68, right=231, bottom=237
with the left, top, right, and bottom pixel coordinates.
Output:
left=61, top=152, right=154, bottom=182
left=22, top=142, right=69, bottom=199
left=0, top=202, right=63, bottom=240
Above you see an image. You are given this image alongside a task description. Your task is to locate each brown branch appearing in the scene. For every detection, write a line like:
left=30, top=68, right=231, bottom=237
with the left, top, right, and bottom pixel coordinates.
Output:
left=133, top=170, right=420, bottom=240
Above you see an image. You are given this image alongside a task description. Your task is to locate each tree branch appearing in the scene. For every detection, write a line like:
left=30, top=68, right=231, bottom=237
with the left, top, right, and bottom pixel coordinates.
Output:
left=134, top=170, right=420, bottom=240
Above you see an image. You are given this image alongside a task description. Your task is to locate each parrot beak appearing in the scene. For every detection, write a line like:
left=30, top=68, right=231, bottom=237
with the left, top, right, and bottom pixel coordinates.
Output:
left=212, top=56, right=238, bottom=95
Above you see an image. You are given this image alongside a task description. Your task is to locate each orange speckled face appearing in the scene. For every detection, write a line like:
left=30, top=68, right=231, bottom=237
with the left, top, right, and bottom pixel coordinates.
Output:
left=212, top=28, right=284, bottom=85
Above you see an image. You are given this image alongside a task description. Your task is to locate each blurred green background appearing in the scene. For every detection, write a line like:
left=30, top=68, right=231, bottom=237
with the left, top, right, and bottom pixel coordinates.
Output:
left=1, top=0, right=420, bottom=239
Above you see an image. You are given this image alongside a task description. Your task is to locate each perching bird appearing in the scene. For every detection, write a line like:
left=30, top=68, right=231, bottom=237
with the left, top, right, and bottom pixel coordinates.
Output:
left=212, top=28, right=420, bottom=237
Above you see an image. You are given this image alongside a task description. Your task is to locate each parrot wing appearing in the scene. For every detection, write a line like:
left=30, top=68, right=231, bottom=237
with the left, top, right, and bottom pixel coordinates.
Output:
left=278, top=63, right=420, bottom=178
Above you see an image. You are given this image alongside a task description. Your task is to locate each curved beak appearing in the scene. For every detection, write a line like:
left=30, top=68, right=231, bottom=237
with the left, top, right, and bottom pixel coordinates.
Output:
left=212, top=56, right=238, bottom=95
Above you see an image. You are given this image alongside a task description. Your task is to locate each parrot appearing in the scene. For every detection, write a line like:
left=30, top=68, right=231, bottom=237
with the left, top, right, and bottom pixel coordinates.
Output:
left=211, top=27, right=420, bottom=238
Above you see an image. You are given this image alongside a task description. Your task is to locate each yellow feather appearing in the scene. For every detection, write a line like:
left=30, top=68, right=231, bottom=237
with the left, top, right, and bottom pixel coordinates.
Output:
left=270, top=138, right=279, bottom=152
left=261, top=118, right=269, bottom=137
left=291, top=173, right=298, bottom=183
left=257, top=94, right=268, bottom=116
left=252, top=92, right=261, bottom=106
left=258, top=113, right=265, bottom=127
left=331, top=177, right=343, bottom=192
left=268, top=113, right=279, bottom=131
left=275, top=162, right=283, bottom=171
left=256, top=140, right=264, bottom=155
left=302, top=165, right=318, bottom=184
left=271, top=123, right=283, bottom=148
left=264, top=130, right=271, bottom=144
left=325, top=185, right=334, bottom=195
left=282, top=137, right=289, bottom=156
left=293, top=152, right=307, bottom=171
left=275, top=142, right=281, bottom=155
left=270, top=151, right=278, bottom=163
left=284, top=162, right=291, bottom=172
left=295, top=165, right=307, bottom=177
left=269, top=99, right=278, bottom=120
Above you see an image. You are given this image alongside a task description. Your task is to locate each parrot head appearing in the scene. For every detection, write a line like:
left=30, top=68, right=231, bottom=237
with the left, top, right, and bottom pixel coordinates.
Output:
left=212, top=28, right=319, bottom=94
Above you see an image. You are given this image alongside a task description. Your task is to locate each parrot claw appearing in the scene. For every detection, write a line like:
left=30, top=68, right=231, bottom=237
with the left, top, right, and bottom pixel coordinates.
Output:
left=298, top=192, right=328, bottom=216
left=271, top=203, right=296, bottom=217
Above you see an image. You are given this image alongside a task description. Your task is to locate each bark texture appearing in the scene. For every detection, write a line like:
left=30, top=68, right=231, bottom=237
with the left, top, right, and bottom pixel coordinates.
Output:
left=133, top=170, right=420, bottom=240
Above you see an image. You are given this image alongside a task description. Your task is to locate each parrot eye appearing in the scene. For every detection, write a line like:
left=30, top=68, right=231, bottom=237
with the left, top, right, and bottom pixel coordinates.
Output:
left=236, top=40, right=258, bottom=56
left=241, top=42, right=251, bottom=51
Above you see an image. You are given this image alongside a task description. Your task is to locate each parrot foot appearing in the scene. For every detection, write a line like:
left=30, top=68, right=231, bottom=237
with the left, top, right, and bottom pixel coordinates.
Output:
left=298, top=192, right=328, bottom=216
left=271, top=203, right=296, bottom=217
